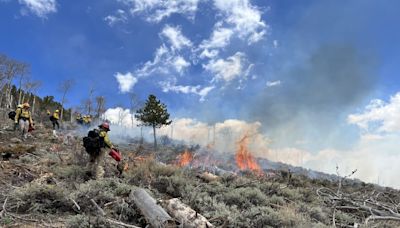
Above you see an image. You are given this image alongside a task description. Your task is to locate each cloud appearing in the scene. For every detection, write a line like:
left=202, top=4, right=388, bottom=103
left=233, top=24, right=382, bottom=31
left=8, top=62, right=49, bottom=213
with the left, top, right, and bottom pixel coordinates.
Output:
left=161, top=82, right=215, bottom=102
left=114, top=72, right=138, bottom=93
left=199, top=49, right=219, bottom=59
left=203, top=52, right=245, bottom=82
left=266, top=80, right=281, bottom=87
left=120, top=0, right=201, bottom=23
left=136, top=45, right=190, bottom=76
left=199, top=26, right=234, bottom=50
left=161, top=25, right=192, bottom=51
left=104, top=9, right=128, bottom=26
left=136, top=25, right=193, bottom=77
left=348, top=93, right=400, bottom=133
left=213, top=0, right=267, bottom=44
left=173, top=56, right=190, bottom=73
left=18, top=0, right=57, bottom=18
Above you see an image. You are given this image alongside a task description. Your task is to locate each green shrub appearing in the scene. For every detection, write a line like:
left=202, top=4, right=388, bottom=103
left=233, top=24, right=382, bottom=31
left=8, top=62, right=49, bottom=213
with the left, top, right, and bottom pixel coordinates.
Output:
left=11, top=183, right=71, bottom=214
left=66, top=215, right=90, bottom=228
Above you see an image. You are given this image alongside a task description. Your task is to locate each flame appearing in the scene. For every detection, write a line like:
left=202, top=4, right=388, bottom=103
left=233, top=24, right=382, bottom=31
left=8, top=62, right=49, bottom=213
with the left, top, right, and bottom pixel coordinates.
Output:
left=177, top=150, right=193, bottom=167
left=235, top=135, right=262, bottom=173
left=123, top=162, right=129, bottom=171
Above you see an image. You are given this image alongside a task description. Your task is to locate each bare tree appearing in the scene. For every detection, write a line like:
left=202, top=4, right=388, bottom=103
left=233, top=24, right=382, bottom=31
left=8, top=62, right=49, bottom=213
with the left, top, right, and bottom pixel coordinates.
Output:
left=95, top=96, right=106, bottom=119
left=24, top=80, right=42, bottom=114
left=83, top=87, right=95, bottom=115
left=128, top=93, right=142, bottom=128
left=17, top=65, right=30, bottom=105
left=0, top=56, right=29, bottom=109
left=117, top=106, right=128, bottom=126
left=59, top=79, right=75, bottom=122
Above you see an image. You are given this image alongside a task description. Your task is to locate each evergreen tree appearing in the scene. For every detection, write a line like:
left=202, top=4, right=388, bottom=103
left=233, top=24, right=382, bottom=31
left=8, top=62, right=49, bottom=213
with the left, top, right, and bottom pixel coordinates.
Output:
left=135, top=94, right=172, bottom=151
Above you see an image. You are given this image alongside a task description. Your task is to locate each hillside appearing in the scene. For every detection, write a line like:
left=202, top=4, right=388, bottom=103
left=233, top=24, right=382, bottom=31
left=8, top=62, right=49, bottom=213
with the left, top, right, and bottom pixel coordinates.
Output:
left=1, top=123, right=400, bottom=228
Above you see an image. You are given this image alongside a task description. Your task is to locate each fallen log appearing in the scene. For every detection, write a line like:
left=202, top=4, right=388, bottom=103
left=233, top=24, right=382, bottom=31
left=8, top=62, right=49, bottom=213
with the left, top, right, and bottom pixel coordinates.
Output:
left=162, top=198, right=214, bottom=228
left=130, top=188, right=175, bottom=228
left=196, top=172, right=220, bottom=182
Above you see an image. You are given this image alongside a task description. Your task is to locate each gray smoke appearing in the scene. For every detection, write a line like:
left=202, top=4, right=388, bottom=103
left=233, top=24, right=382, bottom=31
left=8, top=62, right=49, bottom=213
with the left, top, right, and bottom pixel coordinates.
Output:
left=246, top=44, right=378, bottom=150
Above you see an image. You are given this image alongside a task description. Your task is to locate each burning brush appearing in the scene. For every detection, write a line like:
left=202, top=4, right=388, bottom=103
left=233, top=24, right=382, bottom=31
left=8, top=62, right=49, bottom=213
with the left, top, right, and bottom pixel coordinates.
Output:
left=176, top=149, right=193, bottom=167
left=235, top=135, right=262, bottom=175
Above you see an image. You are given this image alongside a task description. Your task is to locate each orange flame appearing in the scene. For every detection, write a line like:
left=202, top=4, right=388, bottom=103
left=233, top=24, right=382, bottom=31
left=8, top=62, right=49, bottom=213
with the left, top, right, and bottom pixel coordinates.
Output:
left=177, top=150, right=193, bottom=167
left=235, top=135, right=262, bottom=173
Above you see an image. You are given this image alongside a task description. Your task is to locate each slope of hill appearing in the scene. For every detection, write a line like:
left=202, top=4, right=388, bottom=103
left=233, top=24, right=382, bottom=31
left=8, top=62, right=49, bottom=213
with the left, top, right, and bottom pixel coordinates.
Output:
left=0, top=123, right=399, bottom=228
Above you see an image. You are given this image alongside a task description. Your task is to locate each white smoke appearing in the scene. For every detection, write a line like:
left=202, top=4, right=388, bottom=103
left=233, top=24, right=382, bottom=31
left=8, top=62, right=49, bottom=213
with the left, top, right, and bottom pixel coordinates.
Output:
left=103, top=99, right=400, bottom=189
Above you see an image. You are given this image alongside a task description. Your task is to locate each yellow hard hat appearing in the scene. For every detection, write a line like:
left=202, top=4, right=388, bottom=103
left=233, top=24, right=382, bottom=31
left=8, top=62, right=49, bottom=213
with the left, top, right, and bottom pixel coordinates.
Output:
left=55, top=110, right=59, bottom=113
left=17, top=104, right=23, bottom=108
left=23, top=103, right=30, bottom=108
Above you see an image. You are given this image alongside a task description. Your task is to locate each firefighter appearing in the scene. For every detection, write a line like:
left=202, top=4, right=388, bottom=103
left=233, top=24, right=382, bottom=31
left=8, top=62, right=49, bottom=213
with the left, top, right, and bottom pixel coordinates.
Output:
left=14, top=103, right=33, bottom=139
left=82, top=115, right=88, bottom=125
left=9, top=104, right=23, bottom=130
left=76, top=113, right=83, bottom=125
left=88, top=122, right=115, bottom=179
left=51, top=110, right=60, bottom=136
left=86, top=115, right=92, bottom=126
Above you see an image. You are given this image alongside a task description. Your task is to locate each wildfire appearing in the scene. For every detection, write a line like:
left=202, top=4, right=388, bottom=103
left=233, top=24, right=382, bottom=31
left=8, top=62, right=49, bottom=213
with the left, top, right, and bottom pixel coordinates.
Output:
left=235, top=135, right=262, bottom=174
left=177, top=150, right=193, bottom=167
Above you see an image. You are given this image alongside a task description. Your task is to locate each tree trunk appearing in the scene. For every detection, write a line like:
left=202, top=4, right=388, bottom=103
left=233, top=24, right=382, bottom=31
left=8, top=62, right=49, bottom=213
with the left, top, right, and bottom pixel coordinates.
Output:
left=18, top=78, right=23, bottom=105
left=21, top=92, right=25, bottom=104
left=32, top=96, right=36, bottom=115
left=153, top=125, right=157, bottom=151
left=60, top=105, right=64, bottom=122
left=140, top=126, right=143, bottom=145
left=130, top=188, right=175, bottom=228
left=60, top=92, right=66, bottom=122
left=161, top=198, right=214, bottom=228
left=5, top=82, right=12, bottom=108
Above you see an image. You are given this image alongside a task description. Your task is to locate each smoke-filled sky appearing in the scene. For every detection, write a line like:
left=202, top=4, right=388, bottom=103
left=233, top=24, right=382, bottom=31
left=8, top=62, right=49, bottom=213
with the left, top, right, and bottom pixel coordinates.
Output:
left=1, top=0, right=400, bottom=188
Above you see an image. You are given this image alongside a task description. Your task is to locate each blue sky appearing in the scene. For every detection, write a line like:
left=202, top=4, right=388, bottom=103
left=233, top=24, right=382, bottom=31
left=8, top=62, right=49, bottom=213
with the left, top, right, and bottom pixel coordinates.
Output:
left=2, top=0, right=400, bottom=186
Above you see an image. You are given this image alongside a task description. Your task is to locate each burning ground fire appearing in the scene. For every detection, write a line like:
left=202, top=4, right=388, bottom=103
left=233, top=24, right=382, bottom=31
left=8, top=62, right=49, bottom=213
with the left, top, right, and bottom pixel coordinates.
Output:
left=177, top=149, right=193, bottom=167
left=173, top=134, right=263, bottom=176
left=235, top=135, right=262, bottom=174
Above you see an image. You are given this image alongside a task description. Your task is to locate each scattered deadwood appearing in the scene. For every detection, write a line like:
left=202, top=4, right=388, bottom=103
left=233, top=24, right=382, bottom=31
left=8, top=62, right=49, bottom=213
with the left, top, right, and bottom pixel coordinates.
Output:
left=106, top=218, right=141, bottom=228
left=196, top=172, right=220, bottom=182
left=0, top=197, right=39, bottom=223
left=91, top=198, right=142, bottom=228
left=130, top=188, right=175, bottom=228
left=0, top=145, right=36, bottom=159
left=162, top=198, right=214, bottom=228
left=317, top=187, right=400, bottom=226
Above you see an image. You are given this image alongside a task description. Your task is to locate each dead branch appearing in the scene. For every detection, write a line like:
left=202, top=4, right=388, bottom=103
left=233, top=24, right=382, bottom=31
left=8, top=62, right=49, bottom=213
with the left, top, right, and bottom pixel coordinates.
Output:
left=70, top=198, right=80, bottom=211
left=1, top=197, right=39, bottom=222
left=106, top=218, right=141, bottom=228
left=91, top=199, right=106, bottom=216
left=317, top=186, right=400, bottom=225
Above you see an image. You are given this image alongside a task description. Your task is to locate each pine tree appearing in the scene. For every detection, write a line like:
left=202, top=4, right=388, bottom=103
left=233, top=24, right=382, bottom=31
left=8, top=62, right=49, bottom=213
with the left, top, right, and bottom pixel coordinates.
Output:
left=135, top=94, right=172, bottom=151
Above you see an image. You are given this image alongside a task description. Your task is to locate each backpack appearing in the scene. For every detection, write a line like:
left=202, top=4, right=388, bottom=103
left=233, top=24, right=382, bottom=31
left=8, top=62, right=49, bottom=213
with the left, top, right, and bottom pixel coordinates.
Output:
left=83, top=129, right=105, bottom=155
left=8, top=111, right=16, bottom=121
